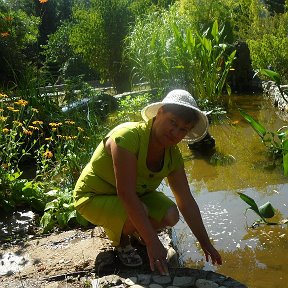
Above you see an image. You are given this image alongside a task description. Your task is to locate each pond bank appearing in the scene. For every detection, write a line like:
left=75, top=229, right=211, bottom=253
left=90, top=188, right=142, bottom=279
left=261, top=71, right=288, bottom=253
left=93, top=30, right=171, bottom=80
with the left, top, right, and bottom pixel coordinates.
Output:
left=0, top=214, right=247, bottom=288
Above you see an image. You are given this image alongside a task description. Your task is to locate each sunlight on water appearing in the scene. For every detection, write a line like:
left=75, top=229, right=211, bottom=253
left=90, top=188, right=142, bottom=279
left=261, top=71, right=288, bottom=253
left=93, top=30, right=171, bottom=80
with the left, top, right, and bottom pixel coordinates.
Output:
left=165, top=95, right=288, bottom=288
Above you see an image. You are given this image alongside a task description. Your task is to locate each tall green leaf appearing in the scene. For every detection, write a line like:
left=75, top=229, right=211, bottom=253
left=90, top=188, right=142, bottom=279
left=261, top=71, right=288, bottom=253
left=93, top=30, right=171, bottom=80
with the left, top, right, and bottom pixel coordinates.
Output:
left=239, top=109, right=267, bottom=138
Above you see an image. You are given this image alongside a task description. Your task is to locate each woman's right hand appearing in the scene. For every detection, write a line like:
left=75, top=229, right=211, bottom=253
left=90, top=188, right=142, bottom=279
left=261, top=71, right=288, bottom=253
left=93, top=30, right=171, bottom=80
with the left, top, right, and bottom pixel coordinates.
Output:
left=146, top=238, right=169, bottom=275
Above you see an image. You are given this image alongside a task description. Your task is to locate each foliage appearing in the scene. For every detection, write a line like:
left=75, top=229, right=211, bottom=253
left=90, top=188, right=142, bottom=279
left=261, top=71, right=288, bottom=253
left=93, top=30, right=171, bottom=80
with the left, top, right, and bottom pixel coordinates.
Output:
left=126, top=8, right=235, bottom=104
left=0, top=169, right=47, bottom=213
left=247, top=12, right=288, bottom=82
left=239, top=108, right=288, bottom=175
left=179, top=0, right=237, bottom=42
left=69, top=0, right=134, bottom=93
left=113, top=93, right=154, bottom=124
left=0, top=1, right=40, bottom=85
left=40, top=188, right=86, bottom=233
left=238, top=192, right=277, bottom=225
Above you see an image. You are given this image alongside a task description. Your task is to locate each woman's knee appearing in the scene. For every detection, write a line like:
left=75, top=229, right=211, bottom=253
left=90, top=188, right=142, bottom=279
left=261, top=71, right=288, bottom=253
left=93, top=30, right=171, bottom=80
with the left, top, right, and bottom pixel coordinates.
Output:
left=163, top=205, right=179, bottom=227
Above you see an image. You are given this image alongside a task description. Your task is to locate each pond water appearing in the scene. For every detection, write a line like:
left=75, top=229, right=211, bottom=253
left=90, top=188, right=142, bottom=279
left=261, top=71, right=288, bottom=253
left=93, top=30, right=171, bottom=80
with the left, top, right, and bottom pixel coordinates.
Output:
left=164, top=94, right=288, bottom=288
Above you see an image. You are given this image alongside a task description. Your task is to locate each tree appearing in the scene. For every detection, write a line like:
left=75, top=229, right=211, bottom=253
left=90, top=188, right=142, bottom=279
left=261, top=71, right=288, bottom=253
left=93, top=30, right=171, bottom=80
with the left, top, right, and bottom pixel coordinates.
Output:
left=69, top=0, right=134, bottom=93
left=0, top=0, right=39, bottom=85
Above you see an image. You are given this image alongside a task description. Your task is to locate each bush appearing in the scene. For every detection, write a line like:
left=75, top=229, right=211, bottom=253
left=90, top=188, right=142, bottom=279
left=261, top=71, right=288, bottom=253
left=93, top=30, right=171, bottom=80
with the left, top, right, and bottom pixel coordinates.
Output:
left=0, top=1, right=39, bottom=86
left=125, top=5, right=235, bottom=104
left=247, top=13, right=288, bottom=81
left=69, top=0, right=134, bottom=93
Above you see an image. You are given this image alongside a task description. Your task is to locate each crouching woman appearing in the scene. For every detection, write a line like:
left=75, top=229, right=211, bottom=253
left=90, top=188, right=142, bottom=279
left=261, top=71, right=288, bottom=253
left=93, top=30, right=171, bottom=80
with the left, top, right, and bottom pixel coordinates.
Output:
left=73, top=89, right=222, bottom=275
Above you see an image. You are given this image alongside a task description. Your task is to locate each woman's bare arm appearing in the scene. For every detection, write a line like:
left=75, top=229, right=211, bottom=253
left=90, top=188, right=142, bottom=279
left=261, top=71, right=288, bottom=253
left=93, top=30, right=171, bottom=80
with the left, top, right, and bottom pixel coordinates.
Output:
left=167, top=166, right=222, bottom=265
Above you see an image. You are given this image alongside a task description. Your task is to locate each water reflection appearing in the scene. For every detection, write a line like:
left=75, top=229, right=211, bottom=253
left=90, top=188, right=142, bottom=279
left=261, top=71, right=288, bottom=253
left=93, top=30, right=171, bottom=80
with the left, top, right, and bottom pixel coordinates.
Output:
left=166, top=95, right=288, bottom=288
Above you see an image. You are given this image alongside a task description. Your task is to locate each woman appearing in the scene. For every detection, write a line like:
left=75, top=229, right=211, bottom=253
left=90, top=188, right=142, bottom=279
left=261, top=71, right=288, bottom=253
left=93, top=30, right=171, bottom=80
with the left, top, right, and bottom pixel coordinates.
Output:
left=73, top=89, right=222, bottom=275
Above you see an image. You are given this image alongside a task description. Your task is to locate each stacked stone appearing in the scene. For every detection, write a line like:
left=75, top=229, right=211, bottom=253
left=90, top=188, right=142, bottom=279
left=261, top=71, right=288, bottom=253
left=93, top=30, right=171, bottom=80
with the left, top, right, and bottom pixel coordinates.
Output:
left=91, top=272, right=247, bottom=288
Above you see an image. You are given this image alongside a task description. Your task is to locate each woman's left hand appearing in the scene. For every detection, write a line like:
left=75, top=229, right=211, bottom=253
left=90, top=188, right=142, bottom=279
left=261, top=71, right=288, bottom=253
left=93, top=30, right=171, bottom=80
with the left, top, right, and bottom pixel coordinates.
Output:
left=201, top=242, right=222, bottom=265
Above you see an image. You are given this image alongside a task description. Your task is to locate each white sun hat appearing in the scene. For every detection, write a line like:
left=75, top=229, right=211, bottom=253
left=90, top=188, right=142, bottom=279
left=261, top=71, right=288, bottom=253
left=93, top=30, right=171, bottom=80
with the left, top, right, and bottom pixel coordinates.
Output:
left=141, top=89, right=209, bottom=142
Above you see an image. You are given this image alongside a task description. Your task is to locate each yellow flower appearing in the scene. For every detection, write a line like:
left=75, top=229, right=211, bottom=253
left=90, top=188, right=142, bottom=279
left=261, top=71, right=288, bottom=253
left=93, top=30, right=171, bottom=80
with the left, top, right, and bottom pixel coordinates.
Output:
left=2, top=128, right=9, bottom=134
left=7, top=106, right=14, bottom=111
left=77, top=127, right=84, bottom=132
left=31, top=108, right=39, bottom=113
left=0, top=108, right=4, bottom=112
left=39, top=0, right=48, bottom=3
left=0, top=93, right=8, bottom=98
left=0, top=116, right=8, bottom=122
left=32, top=120, right=44, bottom=125
left=45, top=137, right=53, bottom=141
left=43, top=150, right=53, bottom=158
left=14, top=99, right=28, bottom=106
left=13, top=120, right=23, bottom=126
left=12, top=109, right=20, bottom=113
left=65, top=120, right=75, bottom=125
left=64, top=135, right=77, bottom=140
left=52, top=128, right=57, bottom=131
left=28, top=125, right=39, bottom=131
left=49, top=122, right=62, bottom=127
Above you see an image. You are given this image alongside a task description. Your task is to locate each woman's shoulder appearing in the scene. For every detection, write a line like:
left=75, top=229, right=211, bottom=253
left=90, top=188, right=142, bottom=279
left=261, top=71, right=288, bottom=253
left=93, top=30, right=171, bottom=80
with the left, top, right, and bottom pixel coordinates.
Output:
left=109, top=121, right=147, bottom=135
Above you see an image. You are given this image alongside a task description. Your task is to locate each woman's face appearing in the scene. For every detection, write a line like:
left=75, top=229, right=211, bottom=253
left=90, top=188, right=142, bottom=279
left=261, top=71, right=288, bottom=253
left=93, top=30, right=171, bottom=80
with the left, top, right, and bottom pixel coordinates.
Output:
left=153, top=107, right=194, bottom=147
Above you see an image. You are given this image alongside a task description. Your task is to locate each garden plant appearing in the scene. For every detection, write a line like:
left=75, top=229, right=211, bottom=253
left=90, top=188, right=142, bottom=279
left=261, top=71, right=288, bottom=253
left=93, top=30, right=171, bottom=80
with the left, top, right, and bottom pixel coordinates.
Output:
left=1, top=0, right=288, bottom=236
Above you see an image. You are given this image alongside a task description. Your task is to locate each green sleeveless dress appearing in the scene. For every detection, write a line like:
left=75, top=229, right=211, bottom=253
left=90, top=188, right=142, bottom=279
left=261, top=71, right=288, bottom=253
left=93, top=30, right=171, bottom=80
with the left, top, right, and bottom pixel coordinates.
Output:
left=73, top=120, right=183, bottom=245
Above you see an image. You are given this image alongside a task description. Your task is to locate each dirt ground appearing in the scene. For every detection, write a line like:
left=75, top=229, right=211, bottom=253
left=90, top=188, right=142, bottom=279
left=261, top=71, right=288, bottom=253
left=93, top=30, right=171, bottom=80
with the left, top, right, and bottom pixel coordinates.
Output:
left=0, top=223, right=174, bottom=288
left=0, top=227, right=116, bottom=287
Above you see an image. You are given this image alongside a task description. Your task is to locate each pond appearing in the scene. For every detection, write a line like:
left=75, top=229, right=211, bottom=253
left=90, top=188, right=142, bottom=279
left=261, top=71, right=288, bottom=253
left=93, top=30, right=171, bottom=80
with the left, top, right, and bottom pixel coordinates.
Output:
left=163, top=94, right=288, bottom=288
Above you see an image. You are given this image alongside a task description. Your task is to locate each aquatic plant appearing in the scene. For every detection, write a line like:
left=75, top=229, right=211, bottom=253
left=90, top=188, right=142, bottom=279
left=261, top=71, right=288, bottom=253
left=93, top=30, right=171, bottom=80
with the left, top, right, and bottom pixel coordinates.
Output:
left=238, top=192, right=276, bottom=225
left=239, top=108, right=288, bottom=176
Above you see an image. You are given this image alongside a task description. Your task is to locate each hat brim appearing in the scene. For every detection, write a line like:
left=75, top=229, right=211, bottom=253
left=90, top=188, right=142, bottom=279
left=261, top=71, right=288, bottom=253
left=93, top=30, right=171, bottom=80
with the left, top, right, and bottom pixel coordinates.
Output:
left=141, top=102, right=209, bottom=143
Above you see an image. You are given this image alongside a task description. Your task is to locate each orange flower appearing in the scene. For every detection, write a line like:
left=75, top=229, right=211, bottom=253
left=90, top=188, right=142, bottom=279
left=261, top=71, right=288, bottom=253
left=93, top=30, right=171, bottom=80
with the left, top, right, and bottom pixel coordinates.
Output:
left=23, top=129, right=33, bottom=136
left=1, top=32, right=9, bottom=38
left=1, top=163, right=8, bottom=170
left=39, top=0, right=48, bottom=3
left=43, top=150, right=53, bottom=158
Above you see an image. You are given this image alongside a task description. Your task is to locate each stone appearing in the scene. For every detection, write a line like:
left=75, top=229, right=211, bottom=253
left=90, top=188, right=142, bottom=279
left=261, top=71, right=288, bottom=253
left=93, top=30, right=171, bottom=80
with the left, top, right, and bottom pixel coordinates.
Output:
left=130, top=285, right=146, bottom=288
left=167, top=286, right=180, bottom=288
left=173, top=276, right=194, bottom=287
left=195, top=279, right=219, bottom=288
left=149, top=284, right=163, bottom=288
left=152, top=275, right=172, bottom=285
left=166, top=247, right=179, bottom=268
left=125, top=277, right=137, bottom=286
left=137, top=274, right=152, bottom=285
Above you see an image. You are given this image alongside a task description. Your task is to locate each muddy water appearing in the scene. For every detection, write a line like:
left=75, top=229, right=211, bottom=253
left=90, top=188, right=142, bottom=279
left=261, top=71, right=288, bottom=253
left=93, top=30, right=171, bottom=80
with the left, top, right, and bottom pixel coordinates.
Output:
left=164, top=95, right=288, bottom=288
